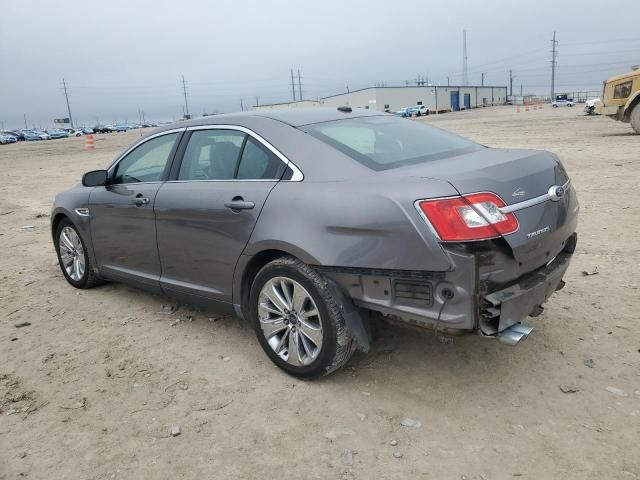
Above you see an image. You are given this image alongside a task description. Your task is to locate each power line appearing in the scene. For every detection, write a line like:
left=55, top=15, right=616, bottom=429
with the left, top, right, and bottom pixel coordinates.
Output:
left=61, top=78, right=74, bottom=128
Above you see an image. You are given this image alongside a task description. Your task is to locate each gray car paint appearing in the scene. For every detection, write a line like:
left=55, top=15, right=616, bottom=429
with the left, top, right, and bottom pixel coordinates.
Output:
left=51, top=108, right=578, bottom=340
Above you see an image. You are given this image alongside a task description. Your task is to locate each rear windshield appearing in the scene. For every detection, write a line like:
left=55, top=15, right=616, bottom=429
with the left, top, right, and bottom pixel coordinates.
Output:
left=301, top=116, right=483, bottom=170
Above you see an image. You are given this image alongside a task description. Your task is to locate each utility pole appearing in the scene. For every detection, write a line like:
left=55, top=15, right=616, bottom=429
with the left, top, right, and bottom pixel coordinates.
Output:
left=481, top=72, right=485, bottom=86
left=181, top=75, right=190, bottom=118
left=24, top=114, right=28, bottom=129
left=240, top=99, right=244, bottom=112
left=520, top=84, right=523, bottom=96
left=550, top=31, right=558, bottom=100
left=61, top=78, right=74, bottom=128
left=297, top=69, right=302, bottom=101
left=462, top=29, right=468, bottom=86
left=290, top=69, right=296, bottom=102
left=447, top=76, right=450, bottom=86
left=508, top=69, right=515, bottom=97
left=255, top=96, right=259, bottom=107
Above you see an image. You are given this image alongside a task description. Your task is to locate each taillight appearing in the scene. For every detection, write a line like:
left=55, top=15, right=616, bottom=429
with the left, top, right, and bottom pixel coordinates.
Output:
left=417, top=192, right=519, bottom=242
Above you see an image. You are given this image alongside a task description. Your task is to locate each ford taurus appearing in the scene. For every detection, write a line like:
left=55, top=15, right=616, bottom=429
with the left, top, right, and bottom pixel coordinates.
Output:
left=51, top=107, right=579, bottom=378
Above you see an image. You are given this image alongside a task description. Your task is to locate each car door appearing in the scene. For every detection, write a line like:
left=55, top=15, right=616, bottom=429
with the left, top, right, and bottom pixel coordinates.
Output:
left=89, top=130, right=182, bottom=291
left=154, top=126, right=288, bottom=305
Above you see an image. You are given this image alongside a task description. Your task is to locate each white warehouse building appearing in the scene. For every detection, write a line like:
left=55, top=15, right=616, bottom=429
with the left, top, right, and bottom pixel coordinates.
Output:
left=255, top=85, right=508, bottom=113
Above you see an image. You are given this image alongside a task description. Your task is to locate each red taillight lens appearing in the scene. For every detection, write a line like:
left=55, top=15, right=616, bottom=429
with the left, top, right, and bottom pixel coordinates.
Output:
left=417, top=192, right=519, bottom=241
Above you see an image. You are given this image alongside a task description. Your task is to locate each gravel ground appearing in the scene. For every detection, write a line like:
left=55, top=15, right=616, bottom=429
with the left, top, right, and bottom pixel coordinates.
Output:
left=1, top=105, right=638, bottom=479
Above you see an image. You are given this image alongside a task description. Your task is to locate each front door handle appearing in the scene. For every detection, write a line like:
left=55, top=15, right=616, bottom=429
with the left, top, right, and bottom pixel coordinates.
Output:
left=132, top=194, right=150, bottom=206
left=224, top=198, right=255, bottom=211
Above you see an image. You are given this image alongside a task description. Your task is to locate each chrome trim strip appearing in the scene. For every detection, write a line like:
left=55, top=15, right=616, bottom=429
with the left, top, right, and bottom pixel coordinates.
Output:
left=75, top=207, right=90, bottom=217
left=500, top=179, right=571, bottom=214
left=185, top=124, right=304, bottom=181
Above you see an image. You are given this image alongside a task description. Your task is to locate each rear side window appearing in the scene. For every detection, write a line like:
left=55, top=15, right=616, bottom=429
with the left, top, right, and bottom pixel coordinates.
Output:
left=301, top=116, right=483, bottom=171
left=178, top=129, right=286, bottom=180
left=179, top=130, right=245, bottom=180
left=237, top=137, right=286, bottom=179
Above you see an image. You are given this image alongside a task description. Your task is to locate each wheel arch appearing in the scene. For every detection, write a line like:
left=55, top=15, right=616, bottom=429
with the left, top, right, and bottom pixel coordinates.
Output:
left=235, top=248, right=309, bottom=320
left=623, top=91, right=640, bottom=120
left=51, top=210, right=72, bottom=243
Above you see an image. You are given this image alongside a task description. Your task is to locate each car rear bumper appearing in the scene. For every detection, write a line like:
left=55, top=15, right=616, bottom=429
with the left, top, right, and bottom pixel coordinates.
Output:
left=320, top=232, right=576, bottom=338
left=481, top=245, right=572, bottom=334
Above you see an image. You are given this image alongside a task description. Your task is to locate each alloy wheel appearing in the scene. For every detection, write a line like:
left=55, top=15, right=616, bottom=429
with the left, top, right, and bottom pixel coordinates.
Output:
left=258, top=276, right=323, bottom=366
left=58, top=226, right=86, bottom=282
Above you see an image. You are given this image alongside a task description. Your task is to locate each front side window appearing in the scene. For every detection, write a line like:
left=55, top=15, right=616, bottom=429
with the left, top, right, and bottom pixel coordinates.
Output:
left=613, top=81, right=632, bottom=99
left=302, top=116, right=483, bottom=171
left=113, top=132, right=179, bottom=184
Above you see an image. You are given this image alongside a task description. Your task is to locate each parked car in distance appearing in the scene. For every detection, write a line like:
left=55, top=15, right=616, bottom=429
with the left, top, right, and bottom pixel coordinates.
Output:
left=82, top=127, right=95, bottom=134
left=23, top=131, right=42, bottom=141
left=0, top=133, right=18, bottom=144
left=3, top=130, right=25, bottom=141
left=65, top=129, right=83, bottom=137
left=51, top=107, right=578, bottom=379
left=552, top=94, right=575, bottom=107
left=113, top=124, right=129, bottom=132
left=47, top=129, right=70, bottom=139
left=395, top=107, right=412, bottom=118
left=36, top=131, right=51, bottom=140
left=584, top=98, right=601, bottom=115
left=409, top=105, right=429, bottom=116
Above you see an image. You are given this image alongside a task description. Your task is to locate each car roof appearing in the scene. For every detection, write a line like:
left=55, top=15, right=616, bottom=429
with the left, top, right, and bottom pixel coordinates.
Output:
left=153, top=107, right=387, bottom=134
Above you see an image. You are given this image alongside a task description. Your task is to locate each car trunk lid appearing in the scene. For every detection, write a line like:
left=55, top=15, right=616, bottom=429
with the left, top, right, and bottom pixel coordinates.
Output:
left=389, top=148, right=579, bottom=268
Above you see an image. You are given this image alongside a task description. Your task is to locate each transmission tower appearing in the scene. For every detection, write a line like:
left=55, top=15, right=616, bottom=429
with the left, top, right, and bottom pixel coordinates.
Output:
left=550, top=32, right=558, bottom=100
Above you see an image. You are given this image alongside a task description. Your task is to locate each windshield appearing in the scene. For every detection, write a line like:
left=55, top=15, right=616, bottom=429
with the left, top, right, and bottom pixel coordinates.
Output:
left=301, top=116, right=483, bottom=170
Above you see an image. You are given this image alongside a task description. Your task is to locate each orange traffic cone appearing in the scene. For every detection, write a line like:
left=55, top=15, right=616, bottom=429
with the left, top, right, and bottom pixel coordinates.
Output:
left=525, top=105, right=530, bottom=111
left=85, top=134, right=95, bottom=151
left=516, top=106, right=520, bottom=113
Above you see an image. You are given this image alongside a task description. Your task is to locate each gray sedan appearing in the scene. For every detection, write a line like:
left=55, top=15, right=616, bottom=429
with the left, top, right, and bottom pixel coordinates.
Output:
left=51, top=107, right=578, bottom=378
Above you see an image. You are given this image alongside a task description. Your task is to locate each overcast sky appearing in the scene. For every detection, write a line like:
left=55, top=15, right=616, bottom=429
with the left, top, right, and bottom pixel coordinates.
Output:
left=1, top=0, right=639, bottom=128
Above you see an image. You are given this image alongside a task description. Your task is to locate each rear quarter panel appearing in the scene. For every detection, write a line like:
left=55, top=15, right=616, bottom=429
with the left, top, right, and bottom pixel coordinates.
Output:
left=244, top=176, right=460, bottom=271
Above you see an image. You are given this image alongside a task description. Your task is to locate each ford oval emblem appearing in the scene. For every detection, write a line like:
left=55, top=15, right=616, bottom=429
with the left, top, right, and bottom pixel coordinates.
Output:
left=548, top=185, right=565, bottom=201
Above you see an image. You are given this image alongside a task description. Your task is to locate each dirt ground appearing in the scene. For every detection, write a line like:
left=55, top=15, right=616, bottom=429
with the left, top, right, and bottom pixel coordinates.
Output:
left=1, top=106, right=638, bottom=480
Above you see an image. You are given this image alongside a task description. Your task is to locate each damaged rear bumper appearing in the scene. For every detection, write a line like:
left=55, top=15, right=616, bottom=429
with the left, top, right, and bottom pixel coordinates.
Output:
left=319, top=233, right=577, bottom=340
left=482, top=250, right=571, bottom=335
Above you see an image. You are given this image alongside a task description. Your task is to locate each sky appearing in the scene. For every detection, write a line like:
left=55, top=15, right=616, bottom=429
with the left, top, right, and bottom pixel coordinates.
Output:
left=1, top=0, right=639, bottom=129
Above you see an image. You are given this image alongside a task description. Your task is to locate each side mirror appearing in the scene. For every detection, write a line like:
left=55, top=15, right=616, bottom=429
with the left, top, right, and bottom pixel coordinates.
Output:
left=82, top=169, right=108, bottom=187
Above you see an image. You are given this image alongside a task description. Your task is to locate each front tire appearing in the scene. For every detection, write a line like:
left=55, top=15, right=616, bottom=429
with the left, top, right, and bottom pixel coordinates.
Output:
left=250, top=257, right=355, bottom=379
left=629, top=104, right=640, bottom=134
left=55, top=219, right=101, bottom=289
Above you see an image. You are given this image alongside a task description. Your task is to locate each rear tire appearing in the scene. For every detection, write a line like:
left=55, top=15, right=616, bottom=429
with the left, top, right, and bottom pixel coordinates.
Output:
left=55, top=218, right=102, bottom=289
left=250, top=256, right=356, bottom=379
left=629, top=104, right=640, bottom=134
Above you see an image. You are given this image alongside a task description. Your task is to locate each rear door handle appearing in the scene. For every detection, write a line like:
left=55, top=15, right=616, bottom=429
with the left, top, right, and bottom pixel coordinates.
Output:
left=224, top=199, right=255, bottom=211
